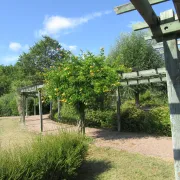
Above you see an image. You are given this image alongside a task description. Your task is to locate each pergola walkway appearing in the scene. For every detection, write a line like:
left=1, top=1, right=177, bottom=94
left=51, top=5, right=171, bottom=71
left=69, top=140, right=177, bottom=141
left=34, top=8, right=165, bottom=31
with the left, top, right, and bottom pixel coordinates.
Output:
left=25, top=115, right=173, bottom=161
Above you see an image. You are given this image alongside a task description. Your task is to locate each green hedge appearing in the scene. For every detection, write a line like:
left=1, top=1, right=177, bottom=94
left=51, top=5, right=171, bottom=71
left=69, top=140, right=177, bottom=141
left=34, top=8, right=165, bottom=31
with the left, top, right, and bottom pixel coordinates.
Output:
left=53, top=104, right=116, bottom=128
left=121, top=101, right=171, bottom=136
left=0, top=93, right=18, bottom=116
left=0, top=132, right=89, bottom=180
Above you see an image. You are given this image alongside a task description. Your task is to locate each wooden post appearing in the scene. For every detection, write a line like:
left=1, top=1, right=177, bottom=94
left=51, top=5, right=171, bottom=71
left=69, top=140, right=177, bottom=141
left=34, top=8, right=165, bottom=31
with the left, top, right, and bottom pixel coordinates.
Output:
left=50, top=101, right=52, bottom=119
left=25, top=97, right=28, bottom=116
left=22, top=94, right=25, bottom=125
left=116, top=87, right=121, bottom=132
left=34, top=97, right=36, bottom=115
left=38, top=90, right=43, bottom=132
left=57, top=97, right=60, bottom=121
left=161, top=10, right=180, bottom=180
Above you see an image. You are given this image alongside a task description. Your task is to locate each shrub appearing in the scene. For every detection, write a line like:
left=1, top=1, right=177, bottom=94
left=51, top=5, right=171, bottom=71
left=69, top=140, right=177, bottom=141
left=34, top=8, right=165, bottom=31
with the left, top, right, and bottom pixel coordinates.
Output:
left=0, top=93, right=18, bottom=116
left=121, top=101, right=171, bottom=136
left=0, top=132, right=89, bottom=180
left=86, top=109, right=116, bottom=128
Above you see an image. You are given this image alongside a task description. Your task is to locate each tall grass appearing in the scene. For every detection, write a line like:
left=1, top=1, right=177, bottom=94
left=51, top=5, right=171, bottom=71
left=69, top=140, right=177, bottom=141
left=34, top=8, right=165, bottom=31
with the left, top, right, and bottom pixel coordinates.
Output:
left=0, top=132, right=89, bottom=180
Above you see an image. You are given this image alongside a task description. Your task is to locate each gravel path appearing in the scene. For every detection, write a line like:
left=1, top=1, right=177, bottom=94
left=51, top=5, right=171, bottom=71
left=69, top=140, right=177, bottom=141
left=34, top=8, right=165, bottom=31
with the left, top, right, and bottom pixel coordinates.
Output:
left=25, top=114, right=173, bottom=161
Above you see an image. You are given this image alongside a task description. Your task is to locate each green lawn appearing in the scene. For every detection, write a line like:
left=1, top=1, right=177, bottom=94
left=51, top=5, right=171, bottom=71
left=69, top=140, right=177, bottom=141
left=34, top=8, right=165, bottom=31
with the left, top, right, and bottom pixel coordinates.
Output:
left=0, top=117, right=174, bottom=180
left=76, top=145, right=174, bottom=180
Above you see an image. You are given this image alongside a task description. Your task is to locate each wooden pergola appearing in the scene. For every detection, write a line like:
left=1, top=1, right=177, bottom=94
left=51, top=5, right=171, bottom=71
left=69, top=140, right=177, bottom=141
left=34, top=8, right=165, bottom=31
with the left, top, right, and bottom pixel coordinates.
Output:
left=114, top=0, right=180, bottom=179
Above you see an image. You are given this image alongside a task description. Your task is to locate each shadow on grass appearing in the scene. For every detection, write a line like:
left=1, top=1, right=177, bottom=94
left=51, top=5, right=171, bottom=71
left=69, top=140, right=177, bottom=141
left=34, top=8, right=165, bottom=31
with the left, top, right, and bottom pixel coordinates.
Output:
left=74, top=160, right=111, bottom=180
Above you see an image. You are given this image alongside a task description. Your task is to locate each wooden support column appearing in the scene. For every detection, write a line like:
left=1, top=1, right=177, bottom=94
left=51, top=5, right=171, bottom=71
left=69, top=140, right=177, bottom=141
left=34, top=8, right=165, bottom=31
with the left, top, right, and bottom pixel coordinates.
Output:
left=22, top=94, right=25, bottom=124
left=57, top=97, right=60, bottom=121
left=38, top=90, right=43, bottom=132
left=116, top=87, right=121, bottom=132
left=34, top=98, right=36, bottom=115
left=161, top=10, right=180, bottom=180
left=50, top=101, right=52, bottom=119
left=25, top=97, right=28, bottom=116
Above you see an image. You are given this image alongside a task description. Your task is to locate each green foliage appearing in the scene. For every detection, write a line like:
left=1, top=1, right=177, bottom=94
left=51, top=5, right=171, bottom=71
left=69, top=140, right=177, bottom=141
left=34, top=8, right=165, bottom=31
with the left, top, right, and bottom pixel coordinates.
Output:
left=0, top=93, right=19, bottom=116
left=16, top=36, right=71, bottom=83
left=44, top=49, right=123, bottom=105
left=0, top=132, right=89, bottom=180
left=86, top=109, right=116, bottom=128
left=108, top=32, right=163, bottom=70
left=121, top=101, right=171, bottom=136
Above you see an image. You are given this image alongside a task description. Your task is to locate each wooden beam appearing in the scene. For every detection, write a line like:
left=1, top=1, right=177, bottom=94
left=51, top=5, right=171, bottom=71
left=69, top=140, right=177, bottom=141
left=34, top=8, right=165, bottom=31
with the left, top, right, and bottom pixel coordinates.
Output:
left=25, top=97, right=28, bottom=116
left=114, top=0, right=169, bottom=15
left=34, top=98, right=36, bottom=115
left=153, top=39, right=180, bottom=49
left=38, top=90, right=43, bottom=132
left=121, top=68, right=166, bottom=79
left=133, top=13, right=178, bottom=31
left=22, top=94, right=26, bottom=124
left=161, top=10, right=180, bottom=179
left=116, top=87, right=121, bottom=132
left=121, top=76, right=166, bottom=86
left=20, top=84, right=44, bottom=93
left=173, top=0, right=180, bottom=20
left=130, top=0, right=159, bottom=27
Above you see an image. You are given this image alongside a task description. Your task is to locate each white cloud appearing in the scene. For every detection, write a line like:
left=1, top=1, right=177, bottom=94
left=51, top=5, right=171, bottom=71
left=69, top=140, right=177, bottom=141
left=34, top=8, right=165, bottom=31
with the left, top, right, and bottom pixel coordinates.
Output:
left=36, top=10, right=112, bottom=37
left=9, top=42, right=29, bottom=52
left=9, top=42, right=22, bottom=51
left=1, top=55, right=19, bottom=65
left=61, top=43, right=77, bottom=52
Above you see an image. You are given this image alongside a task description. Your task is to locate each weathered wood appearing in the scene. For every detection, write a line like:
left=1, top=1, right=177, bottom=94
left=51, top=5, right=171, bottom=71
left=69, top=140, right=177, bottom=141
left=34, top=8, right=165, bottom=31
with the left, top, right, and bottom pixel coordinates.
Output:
left=22, top=94, right=25, bottom=124
left=130, top=0, right=159, bottom=27
left=121, top=68, right=166, bottom=79
left=153, top=39, right=180, bottom=49
left=133, top=13, right=178, bottom=31
left=34, top=98, right=36, bottom=115
left=121, top=77, right=166, bottom=86
left=38, top=90, right=43, bottom=132
left=114, top=0, right=169, bottom=15
left=50, top=101, right=52, bottom=119
left=116, top=87, right=121, bottom=132
left=160, top=10, right=180, bottom=180
left=173, top=0, right=180, bottom=20
left=25, top=97, right=28, bottom=116
left=20, top=84, right=44, bottom=93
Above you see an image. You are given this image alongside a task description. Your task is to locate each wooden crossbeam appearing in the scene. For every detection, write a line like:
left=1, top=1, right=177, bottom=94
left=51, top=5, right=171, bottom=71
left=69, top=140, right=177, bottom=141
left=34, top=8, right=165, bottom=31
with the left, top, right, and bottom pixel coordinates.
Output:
left=121, top=68, right=166, bottom=79
left=133, top=14, right=178, bottom=31
left=153, top=39, right=180, bottom=49
left=121, top=77, right=166, bottom=86
left=20, top=84, right=44, bottom=93
left=114, top=0, right=169, bottom=15
left=173, top=0, right=180, bottom=20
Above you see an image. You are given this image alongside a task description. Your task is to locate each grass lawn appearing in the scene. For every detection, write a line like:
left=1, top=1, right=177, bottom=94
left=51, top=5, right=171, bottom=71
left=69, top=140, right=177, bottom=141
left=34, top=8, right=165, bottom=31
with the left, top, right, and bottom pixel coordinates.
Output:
left=76, top=145, right=174, bottom=180
left=0, top=117, right=174, bottom=180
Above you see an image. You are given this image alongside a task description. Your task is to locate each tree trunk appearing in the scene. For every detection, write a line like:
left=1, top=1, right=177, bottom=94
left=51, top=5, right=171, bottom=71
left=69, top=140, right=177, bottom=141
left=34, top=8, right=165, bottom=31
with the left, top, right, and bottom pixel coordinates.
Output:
left=134, top=91, right=140, bottom=107
left=77, top=102, right=86, bottom=135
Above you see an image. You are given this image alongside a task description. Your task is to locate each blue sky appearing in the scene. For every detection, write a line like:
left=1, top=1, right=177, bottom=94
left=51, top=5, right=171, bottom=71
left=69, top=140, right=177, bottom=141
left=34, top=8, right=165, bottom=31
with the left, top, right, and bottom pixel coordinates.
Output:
left=0, top=0, right=175, bottom=65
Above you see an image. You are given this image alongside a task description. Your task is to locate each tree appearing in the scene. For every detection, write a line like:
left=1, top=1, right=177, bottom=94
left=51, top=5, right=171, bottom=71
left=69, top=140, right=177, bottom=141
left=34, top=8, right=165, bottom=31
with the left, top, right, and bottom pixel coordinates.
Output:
left=16, top=36, right=71, bottom=84
left=44, top=49, right=128, bottom=134
left=108, top=32, right=164, bottom=106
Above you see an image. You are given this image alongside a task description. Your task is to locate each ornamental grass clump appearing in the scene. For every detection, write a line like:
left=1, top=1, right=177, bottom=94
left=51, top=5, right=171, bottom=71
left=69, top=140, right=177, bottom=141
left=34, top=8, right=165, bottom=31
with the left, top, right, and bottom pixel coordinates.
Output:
left=0, top=132, right=89, bottom=180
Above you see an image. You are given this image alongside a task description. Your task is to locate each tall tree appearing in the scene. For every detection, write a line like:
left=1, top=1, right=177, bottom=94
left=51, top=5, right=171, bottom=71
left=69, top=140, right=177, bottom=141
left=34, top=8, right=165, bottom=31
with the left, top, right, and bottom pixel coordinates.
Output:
left=16, top=36, right=71, bottom=84
left=44, top=49, right=128, bottom=134
left=108, top=32, right=164, bottom=106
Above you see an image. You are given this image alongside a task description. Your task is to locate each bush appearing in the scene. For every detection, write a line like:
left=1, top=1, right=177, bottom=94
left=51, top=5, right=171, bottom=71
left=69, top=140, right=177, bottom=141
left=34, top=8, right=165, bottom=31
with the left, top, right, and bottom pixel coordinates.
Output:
left=121, top=101, right=171, bottom=136
left=86, top=109, right=116, bottom=128
left=53, top=103, right=79, bottom=124
left=0, top=93, right=18, bottom=116
left=0, top=132, right=89, bottom=180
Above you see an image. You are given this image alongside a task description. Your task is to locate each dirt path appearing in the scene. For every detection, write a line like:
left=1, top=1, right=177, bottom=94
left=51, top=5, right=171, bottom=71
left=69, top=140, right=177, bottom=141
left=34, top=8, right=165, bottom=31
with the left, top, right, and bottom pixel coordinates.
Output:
left=23, top=114, right=173, bottom=161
